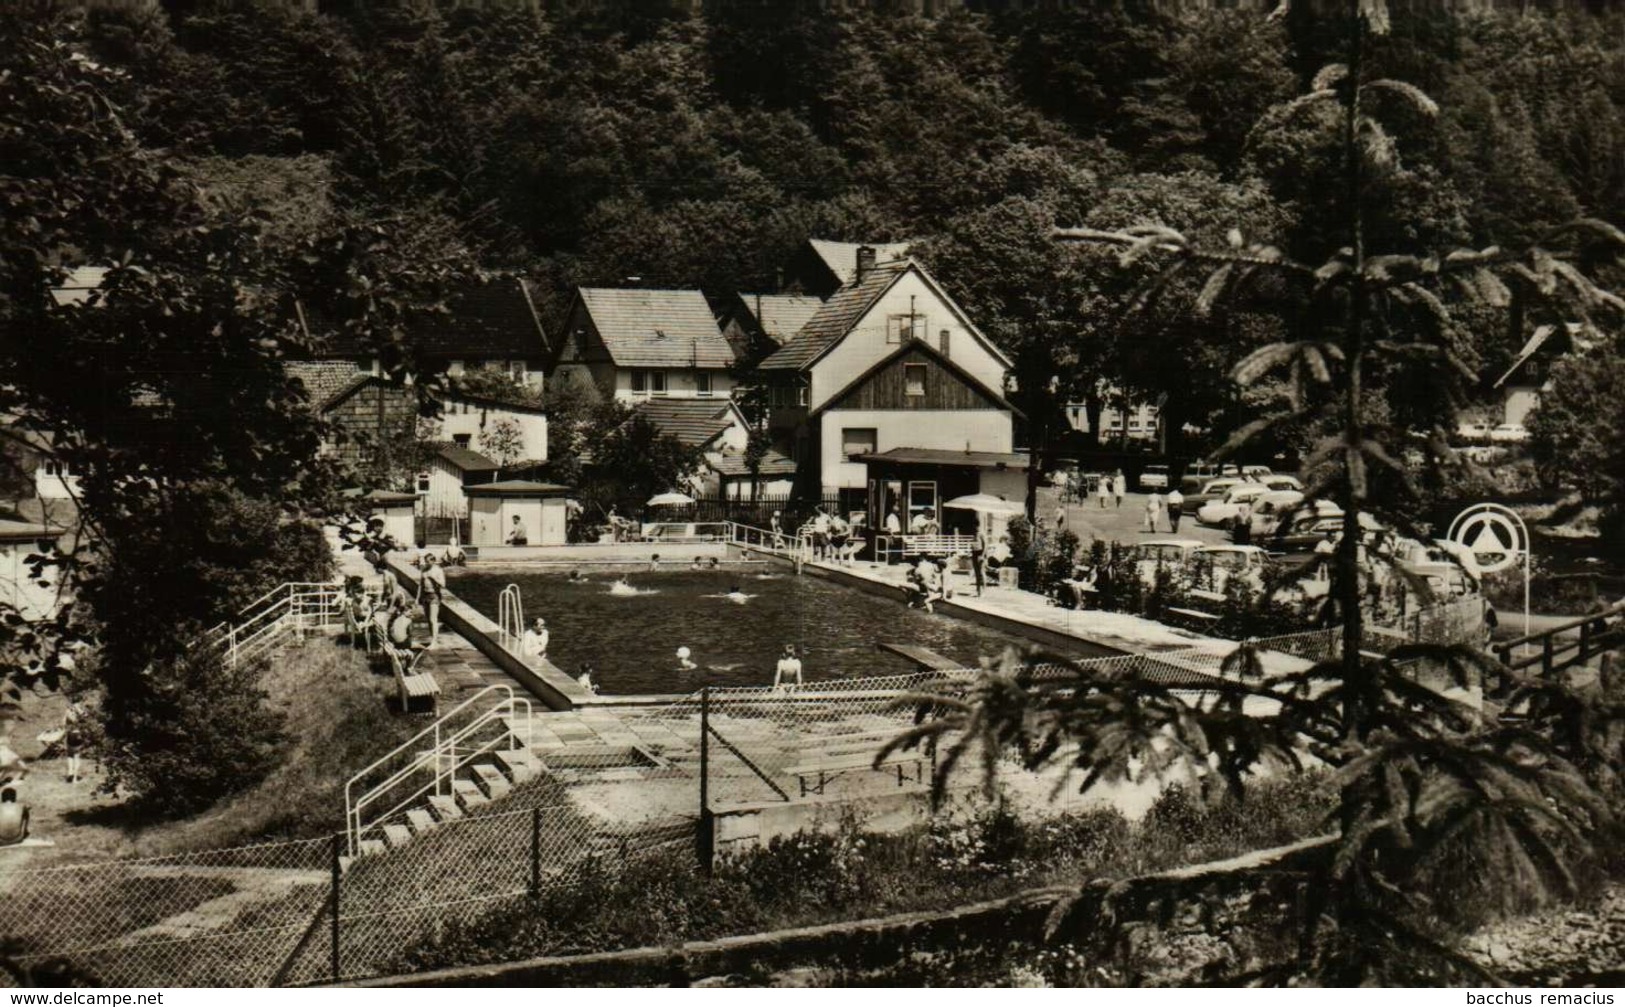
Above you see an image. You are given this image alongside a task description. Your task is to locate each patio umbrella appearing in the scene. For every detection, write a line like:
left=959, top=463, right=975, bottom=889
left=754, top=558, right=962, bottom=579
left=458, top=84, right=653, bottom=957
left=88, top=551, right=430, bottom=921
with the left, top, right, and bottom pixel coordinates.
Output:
left=646, top=492, right=696, bottom=507
left=942, top=494, right=1025, bottom=516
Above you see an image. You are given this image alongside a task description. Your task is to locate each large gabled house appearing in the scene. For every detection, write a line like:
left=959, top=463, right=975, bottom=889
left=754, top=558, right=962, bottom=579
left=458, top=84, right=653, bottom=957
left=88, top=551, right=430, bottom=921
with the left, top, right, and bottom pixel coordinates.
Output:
left=1492, top=323, right=1598, bottom=427
left=301, top=274, right=550, bottom=387
left=755, top=246, right=1023, bottom=527
left=550, top=288, right=738, bottom=403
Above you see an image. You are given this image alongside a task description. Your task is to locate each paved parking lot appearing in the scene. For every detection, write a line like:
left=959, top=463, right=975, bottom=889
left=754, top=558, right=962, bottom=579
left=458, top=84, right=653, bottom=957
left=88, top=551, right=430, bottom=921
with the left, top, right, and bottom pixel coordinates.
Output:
left=1035, top=485, right=1234, bottom=549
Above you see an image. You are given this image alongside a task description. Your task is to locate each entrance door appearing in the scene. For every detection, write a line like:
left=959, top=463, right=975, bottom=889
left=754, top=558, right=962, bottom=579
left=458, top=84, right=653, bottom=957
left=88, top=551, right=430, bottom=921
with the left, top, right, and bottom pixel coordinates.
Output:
left=907, top=480, right=938, bottom=530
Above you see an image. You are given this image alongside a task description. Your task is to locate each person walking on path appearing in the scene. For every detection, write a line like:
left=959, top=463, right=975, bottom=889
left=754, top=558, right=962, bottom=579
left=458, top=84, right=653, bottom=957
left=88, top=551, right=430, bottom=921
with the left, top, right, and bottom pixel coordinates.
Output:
left=1096, top=474, right=1111, bottom=509
left=1144, top=492, right=1163, bottom=533
left=1112, top=471, right=1127, bottom=509
left=1166, top=488, right=1184, bottom=533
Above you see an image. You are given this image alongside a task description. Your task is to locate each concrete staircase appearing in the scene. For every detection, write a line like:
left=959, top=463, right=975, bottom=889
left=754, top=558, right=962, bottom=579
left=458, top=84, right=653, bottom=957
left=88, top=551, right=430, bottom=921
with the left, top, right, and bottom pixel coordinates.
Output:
left=350, top=745, right=543, bottom=860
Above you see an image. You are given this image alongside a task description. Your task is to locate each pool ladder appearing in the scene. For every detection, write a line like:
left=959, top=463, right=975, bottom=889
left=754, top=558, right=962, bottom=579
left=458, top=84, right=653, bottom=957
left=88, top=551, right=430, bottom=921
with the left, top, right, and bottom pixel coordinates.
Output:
left=498, top=583, right=523, bottom=649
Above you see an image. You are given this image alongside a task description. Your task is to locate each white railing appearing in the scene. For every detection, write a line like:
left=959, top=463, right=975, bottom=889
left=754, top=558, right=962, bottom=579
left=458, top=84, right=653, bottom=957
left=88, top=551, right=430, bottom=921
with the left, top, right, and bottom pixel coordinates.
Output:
left=342, top=685, right=534, bottom=856
left=726, top=521, right=811, bottom=562
left=200, top=582, right=344, bottom=668
left=497, top=584, right=523, bottom=649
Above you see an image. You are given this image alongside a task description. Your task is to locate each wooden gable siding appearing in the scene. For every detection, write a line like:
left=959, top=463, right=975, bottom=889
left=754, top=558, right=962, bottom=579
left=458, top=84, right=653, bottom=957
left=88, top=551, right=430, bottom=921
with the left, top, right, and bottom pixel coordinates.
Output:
left=325, top=382, right=418, bottom=472
left=556, top=304, right=607, bottom=364
left=824, top=345, right=1003, bottom=412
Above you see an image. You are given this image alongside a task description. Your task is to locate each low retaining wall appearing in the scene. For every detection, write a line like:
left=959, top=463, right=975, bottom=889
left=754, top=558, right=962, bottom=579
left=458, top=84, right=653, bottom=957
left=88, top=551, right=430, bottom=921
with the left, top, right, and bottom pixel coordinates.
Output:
left=342, top=834, right=1337, bottom=987
left=751, top=548, right=1129, bottom=660
left=388, top=557, right=592, bottom=711
left=711, top=787, right=938, bottom=856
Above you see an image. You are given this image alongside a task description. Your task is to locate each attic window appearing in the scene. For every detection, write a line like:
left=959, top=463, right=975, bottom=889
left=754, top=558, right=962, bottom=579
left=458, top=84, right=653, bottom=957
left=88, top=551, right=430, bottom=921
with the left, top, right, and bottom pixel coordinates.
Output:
left=904, top=364, right=927, bottom=397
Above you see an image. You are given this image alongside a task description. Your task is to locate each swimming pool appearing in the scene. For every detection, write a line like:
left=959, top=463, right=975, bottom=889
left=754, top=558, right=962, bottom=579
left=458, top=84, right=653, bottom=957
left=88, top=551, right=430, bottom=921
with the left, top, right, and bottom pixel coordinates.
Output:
left=449, top=568, right=1055, bottom=693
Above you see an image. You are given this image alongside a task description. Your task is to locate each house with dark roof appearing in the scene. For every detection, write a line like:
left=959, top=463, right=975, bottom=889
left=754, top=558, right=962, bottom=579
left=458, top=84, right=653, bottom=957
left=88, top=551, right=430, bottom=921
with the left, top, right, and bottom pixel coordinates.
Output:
left=1492, top=323, right=1597, bottom=427
left=628, top=397, right=796, bottom=497
left=300, top=274, right=550, bottom=387
left=286, top=363, right=546, bottom=522
left=550, top=288, right=738, bottom=403
left=754, top=248, right=1019, bottom=526
left=784, top=239, right=912, bottom=299
left=718, top=292, right=823, bottom=365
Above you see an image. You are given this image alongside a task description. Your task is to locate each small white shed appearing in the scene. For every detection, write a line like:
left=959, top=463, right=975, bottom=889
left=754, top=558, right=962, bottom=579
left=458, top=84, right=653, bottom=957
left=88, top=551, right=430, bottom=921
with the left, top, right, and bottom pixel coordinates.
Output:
left=345, top=488, right=418, bottom=548
left=467, top=480, right=573, bottom=547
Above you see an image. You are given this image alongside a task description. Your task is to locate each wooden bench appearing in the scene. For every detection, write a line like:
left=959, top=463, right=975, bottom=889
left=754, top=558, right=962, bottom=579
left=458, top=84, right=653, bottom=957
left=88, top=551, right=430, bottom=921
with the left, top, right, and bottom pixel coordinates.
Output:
left=1166, top=606, right=1222, bottom=623
left=900, top=534, right=973, bottom=558
left=784, top=730, right=932, bottom=797
left=382, top=642, right=441, bottom=715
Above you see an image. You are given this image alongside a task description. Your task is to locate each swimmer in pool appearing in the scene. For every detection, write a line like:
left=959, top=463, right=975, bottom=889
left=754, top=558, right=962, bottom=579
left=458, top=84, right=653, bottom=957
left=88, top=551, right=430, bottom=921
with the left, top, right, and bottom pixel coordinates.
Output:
left=691, top=556, right=704, bottom=570
left=649, top=554, right=661, bottom=571
left=567, top=569, right=586, bottom=583
left=676, top=646, right=697, bottom=671
left=725, top=585, right=750, bottom=603
left=609, top=577, right=647, bottom=596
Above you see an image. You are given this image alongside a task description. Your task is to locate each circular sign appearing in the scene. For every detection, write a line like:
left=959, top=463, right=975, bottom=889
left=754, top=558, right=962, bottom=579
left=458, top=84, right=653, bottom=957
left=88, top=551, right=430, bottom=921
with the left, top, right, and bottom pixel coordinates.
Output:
left=1447, top=504, right=1527, bottom=574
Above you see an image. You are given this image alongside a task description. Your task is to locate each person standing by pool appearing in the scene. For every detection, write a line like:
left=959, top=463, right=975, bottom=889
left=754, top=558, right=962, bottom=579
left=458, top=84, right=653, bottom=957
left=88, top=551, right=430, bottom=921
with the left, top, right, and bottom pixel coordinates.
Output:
left=970, top=527, right=987, bottom=596
left=522, top=617, right=549, bottom=660
left=770, top=511, right=784, bottom=548
left=1097, top=474, right=1111, bottom=509
left=774, top=645, right=803, bottom=690
left=1166, top=487, right=1184, bottom=533
left=417, top=554, right=447, bottom=647
left=1113, top=470, right=1127, bottom=509
left=811, top=508, right=831, bottom=560
left=829, top=513, right=850, bottom=566
left=1144, top=492, right=1163, bottom=533
left=885, top=507, right=902, bottom=536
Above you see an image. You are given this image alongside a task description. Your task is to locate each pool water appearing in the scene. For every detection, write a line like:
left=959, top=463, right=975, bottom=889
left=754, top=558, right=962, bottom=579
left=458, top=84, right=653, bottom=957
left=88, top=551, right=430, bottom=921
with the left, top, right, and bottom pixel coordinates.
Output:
left=449, top=569, right=1051, bottom=693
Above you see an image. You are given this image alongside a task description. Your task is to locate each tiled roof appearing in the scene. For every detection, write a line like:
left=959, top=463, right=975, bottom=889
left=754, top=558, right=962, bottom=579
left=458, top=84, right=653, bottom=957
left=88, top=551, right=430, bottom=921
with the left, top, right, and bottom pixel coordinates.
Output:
left=285, top=361, right=368, bottom=411
left=632, top=398, right=739, bottom=449
left=464, top=480, right=573, bottom=496
left=577, top=288, right=735, bottom=370
left=311, top=275, right=548, bottom=360
left=709, top=450, right=797, bottom=477
left=758, top=263, right=906, bottom=371
left=807, top=239, right=911, bottom=288
left=735, top=293, right=822, bottom=345
left=432, top=442, right=501, bottom=473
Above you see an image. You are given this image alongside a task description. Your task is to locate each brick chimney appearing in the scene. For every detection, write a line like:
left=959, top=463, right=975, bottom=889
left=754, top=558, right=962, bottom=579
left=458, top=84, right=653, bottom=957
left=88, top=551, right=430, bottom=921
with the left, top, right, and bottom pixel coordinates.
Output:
left=855, top=245, right=876, bottom=284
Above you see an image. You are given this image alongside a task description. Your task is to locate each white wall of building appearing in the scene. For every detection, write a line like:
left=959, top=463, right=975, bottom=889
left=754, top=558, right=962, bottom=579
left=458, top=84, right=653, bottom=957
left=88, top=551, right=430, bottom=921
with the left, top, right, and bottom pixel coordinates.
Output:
left=609, top=368, right=737, bottom=403
left=818, top=409, right=1014, bottom=490
left=1503, top=385, right=1542, bottom=426
left=437, top=403, right=547, bottom=462
left=0, top=537, right=64, bottom=621
left=808, top=272, right=1008, bottom=412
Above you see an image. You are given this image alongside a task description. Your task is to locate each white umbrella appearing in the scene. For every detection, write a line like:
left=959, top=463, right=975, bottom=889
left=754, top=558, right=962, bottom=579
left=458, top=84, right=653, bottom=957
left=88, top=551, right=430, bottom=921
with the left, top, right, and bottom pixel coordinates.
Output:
left=646, top=492, right=696, bottom=507
left=942, top=494, right=1025, bottom=516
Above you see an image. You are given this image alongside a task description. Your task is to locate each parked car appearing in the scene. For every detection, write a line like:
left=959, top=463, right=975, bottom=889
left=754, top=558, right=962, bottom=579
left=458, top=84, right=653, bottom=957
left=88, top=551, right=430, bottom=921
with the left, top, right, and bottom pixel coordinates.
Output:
left=1133, top=538, right=1205, bottom=585
left=1490, top=423, right=1529, bottom=443
left=1264, top=513, right=1348, bottom=554
left=1183, top=476, right=1250, bottom=514
left=1191, top=544, right=1270, bottom=594
left=1455, top=420, right=1493, bottom=442
left=1260, top=474, right=1303, bottom=493
left=1184, top=461, right=1238, bottom=483
left=1138, top=464, right=1171, bottom=490
left=1244, top=490, right=1311, bottom=538
left=1240, top=465, right=1273, bottom=478
left=1195, top=482, right=1273, bottom=528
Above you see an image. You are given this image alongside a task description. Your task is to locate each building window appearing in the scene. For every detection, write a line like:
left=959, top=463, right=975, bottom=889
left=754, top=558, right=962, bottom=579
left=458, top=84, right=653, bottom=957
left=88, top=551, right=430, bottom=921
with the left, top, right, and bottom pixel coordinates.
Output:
left=904, top=364, right=927, bottom=397
left=415, top=473, right=431, bottom=495
left=841, top=427, right=877, bottom=457
left=630, top=369, right=667, bottom=395
left=42, top=460, right=67, bottom=478
left=453, top=433, right=472, bottom=447
left=887, top=314, right=926, bottom=344
left=695, top=373, right=713, bottom=397
left=508, top=360, right=526, bottom=382
left=939, top=329, right=951, bottom=356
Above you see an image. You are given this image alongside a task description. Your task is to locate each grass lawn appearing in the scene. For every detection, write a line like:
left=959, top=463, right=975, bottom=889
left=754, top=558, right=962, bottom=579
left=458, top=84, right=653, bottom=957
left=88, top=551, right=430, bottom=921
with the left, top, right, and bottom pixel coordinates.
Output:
left=16, top=636, right=422, bottom=863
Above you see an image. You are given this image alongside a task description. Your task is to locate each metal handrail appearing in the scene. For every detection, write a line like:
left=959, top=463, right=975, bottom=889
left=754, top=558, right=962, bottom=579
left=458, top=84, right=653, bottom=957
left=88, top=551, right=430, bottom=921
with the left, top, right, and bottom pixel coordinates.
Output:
left=342, top=684, right=532, bottom=856
left=498, top=584, right=523, bottom=649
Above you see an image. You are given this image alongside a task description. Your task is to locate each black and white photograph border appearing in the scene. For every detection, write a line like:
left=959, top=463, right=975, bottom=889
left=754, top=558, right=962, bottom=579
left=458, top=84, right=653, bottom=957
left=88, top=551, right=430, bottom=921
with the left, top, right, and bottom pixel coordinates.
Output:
left=0, top=0, right=1623, bottom=990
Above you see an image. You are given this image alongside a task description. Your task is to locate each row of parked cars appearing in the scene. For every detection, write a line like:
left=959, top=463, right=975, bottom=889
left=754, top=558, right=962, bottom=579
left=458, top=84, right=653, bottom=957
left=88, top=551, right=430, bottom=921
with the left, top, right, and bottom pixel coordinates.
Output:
left=1455, top=420, right=1529, bottom=443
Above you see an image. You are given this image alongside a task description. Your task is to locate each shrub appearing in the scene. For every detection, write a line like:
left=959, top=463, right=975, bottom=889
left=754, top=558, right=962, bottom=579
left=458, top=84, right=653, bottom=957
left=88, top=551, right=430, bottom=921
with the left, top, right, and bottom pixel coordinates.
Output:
left=97, top=647, right=287, bottom=818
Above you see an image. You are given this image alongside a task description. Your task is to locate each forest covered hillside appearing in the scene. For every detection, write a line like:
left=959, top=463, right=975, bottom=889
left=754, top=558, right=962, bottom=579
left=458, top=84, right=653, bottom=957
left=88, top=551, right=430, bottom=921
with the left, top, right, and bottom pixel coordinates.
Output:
left=36, top=0, right=1625, bottom=462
